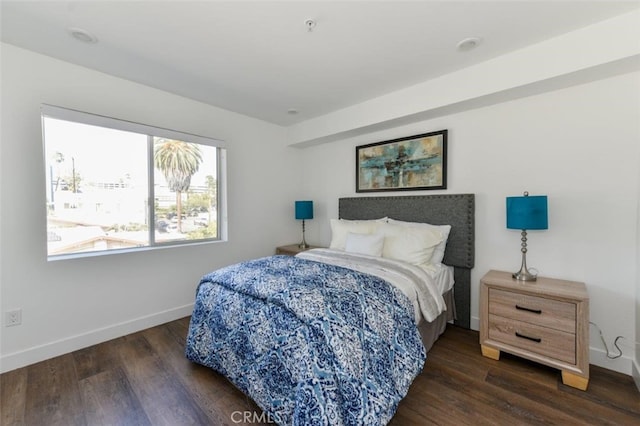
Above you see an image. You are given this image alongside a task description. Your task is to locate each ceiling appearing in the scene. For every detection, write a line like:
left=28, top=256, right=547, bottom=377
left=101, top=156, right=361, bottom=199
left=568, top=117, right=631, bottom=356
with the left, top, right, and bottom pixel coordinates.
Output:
left=2, top=1, right=639, bottom=126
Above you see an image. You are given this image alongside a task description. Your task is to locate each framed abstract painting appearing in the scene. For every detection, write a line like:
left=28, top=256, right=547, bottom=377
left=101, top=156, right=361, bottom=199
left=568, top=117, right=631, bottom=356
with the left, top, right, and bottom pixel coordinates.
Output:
left=356, top=130, right=447, bottom=192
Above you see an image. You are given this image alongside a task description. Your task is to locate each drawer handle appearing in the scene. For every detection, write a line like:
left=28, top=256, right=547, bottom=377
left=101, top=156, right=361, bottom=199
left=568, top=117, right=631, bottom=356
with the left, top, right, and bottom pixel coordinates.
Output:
left=515, top=332, right=542, bottom=343
left=515, top=305, right=542, bottom=314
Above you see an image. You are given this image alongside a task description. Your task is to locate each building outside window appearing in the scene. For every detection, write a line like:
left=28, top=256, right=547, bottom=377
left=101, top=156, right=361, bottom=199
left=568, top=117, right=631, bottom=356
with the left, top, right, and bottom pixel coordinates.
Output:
left=42, top=105, right=226, bottom=259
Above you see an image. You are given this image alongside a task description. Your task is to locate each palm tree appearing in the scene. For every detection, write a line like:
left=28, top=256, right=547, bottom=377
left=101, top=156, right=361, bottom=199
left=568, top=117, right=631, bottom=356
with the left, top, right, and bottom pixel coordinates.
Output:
left=154, top=138, right=202, bottom=233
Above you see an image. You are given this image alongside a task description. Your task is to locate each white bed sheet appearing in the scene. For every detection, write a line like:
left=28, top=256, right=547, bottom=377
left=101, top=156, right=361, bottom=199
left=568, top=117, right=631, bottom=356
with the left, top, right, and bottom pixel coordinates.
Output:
left=381, top=262, right=454, bottom=323
left=296, top=248, right=450, bottom=323
left=421, top=262, right=455, bottom=295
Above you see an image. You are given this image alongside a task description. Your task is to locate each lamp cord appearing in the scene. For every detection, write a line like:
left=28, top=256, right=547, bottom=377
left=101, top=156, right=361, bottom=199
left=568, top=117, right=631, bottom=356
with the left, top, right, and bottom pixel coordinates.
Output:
left=589, top=321, right=623, bottom=359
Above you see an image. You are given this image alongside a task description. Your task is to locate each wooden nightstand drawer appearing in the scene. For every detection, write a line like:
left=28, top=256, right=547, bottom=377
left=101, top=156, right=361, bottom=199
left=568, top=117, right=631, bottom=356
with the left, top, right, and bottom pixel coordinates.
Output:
left=488, top=314, right=576, bottom=364
left=489, top=288, right=576, bottom=333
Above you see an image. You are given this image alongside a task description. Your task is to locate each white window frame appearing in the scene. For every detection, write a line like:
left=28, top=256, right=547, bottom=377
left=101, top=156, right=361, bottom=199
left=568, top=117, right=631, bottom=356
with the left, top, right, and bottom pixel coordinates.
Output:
left=42, top=104, right=227, bottom=260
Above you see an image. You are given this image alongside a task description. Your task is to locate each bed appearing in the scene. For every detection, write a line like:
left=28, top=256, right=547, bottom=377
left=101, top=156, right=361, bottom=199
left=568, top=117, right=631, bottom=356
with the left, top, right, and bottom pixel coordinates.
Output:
left=338, top=194, right=475, bottom=331
left=186, top=194, right=475, bottom=425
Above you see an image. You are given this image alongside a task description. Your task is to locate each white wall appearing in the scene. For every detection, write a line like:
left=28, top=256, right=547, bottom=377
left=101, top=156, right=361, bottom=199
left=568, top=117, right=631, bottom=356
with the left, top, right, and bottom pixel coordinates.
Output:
left=635, top=132, right=640, bottom=390
left=300, top=71, right=640, bottom=375
left=0, top=44, right=304, bottom=372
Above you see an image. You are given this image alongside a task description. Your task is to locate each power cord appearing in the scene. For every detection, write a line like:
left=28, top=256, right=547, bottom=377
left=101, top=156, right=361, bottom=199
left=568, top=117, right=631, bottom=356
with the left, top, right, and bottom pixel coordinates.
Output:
left=589, top=321, right=623, bottom=359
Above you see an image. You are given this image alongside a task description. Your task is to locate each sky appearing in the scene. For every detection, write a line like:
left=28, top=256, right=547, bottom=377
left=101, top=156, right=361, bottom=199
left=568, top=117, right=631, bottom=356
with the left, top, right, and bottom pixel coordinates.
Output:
left=43, top=117, right=217, bottom=189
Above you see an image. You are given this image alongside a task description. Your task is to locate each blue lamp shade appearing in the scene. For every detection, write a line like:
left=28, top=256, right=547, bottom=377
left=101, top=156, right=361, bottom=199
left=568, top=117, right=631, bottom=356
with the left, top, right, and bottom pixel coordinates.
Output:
left=295, top=201, right=314, bottom=220
left=506, top=195, right=548, bottom=230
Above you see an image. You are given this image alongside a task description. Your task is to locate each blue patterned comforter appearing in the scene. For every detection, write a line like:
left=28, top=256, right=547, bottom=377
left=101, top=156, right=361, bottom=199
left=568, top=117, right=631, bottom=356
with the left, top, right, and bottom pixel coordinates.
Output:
left=186, top=255, right=426, bottom=425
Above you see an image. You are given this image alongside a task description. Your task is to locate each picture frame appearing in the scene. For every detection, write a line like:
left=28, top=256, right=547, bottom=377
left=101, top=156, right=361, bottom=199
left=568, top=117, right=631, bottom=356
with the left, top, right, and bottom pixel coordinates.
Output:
left=356, top=129, right=447, bottom=192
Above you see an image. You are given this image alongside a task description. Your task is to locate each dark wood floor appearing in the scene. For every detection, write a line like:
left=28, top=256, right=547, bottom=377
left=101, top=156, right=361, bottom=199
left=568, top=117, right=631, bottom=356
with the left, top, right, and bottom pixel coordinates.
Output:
left=2, top=318, right=639, bottom=426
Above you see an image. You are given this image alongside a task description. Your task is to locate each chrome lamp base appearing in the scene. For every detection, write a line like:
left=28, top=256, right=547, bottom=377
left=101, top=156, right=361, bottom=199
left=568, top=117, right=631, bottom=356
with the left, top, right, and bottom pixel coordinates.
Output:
left=513, top=229, right=537, bottom=282
left=298, top=219, right=308, bottom=249
left=513, top=266, right=537, bottom=282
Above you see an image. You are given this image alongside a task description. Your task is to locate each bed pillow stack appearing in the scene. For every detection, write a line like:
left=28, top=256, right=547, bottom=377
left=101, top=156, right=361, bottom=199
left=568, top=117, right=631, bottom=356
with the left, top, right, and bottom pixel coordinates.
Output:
left=344, top=232, right=385, bottom=257
left=329, top=218, right=450, bottom=267
left=329, top=218, right=386, bottom=251
left=387, top=218, right=451, bottom=265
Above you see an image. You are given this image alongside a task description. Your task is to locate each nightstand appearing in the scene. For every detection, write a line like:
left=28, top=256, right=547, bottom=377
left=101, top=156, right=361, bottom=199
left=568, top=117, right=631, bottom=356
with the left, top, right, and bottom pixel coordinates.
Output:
left=275, top=244, right=320, bottom=256
left=479, top=270, right=589, bottom=390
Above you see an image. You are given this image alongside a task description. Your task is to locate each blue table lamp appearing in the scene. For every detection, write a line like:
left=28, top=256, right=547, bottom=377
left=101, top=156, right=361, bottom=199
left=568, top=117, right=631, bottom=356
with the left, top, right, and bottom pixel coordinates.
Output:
left=506, top=191, right=548, bottom=281
left=295, top=200, right=313, bottom=249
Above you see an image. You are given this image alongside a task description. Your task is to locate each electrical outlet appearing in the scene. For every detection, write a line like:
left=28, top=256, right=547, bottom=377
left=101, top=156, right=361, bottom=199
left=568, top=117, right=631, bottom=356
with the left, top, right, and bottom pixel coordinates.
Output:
left=5, top=309, right=22, bottom=327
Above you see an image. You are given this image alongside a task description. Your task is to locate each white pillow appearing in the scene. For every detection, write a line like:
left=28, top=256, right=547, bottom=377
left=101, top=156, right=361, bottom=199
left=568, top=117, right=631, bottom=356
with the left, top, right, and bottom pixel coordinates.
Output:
left=379, top=222, right=444, bottom=267
left=329, top=218, right=386, bottom=250
left=387, top=218, right=451, bottom=264
left=344, top=232, right=384, bottom=257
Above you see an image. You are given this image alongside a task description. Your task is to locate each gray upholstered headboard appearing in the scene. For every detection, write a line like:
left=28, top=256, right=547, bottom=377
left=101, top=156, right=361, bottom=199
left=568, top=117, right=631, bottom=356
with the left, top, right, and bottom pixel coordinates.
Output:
left=339, top=194, right=475, bottom=328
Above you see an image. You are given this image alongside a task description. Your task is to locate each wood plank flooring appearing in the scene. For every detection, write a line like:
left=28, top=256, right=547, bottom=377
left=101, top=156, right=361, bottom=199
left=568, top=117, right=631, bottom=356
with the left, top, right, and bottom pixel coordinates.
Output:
left=2, top=318, right=639, bottom=425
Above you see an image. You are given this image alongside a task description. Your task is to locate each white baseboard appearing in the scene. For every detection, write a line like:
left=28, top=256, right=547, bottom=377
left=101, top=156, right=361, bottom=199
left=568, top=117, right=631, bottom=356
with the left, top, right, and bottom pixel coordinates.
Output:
left=589, top=346, right=632, bottom=375
left=0, top=304, right=194, bottom=374
left=3, top=307, right=634, bottom=379
left=470, top=315, right=480, bottom=331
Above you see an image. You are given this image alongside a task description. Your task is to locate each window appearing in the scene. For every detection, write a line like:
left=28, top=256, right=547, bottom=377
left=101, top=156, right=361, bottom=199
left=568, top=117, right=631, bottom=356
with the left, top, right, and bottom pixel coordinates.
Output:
left=42, top=105, right=226, bottom=259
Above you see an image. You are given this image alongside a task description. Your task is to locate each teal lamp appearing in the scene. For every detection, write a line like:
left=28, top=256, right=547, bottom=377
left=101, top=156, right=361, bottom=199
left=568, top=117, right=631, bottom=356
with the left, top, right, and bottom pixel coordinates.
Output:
left=507, top=191, right=548, bottom=281
left=295, top=201, right=313, bottom=249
